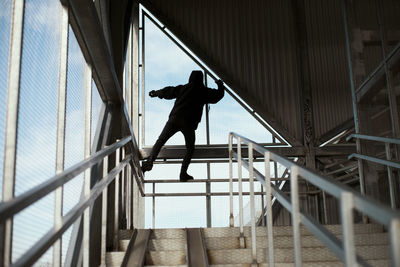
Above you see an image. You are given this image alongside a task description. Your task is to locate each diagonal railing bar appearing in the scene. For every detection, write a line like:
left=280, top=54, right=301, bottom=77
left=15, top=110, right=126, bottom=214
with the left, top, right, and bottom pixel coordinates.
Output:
left=10, top=155, right=132, bottom=267
left=0, top=137, right=131, bottom=223
left=229, top=132, right=400, bottom=266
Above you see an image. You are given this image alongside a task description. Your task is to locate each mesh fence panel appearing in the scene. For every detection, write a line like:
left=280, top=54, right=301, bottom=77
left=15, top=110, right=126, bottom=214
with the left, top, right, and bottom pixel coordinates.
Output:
left=63, top=25, right=85, bottom=215
left=12, top=0, right=61, bottom=264
left=12, top=194, right=54, bottom=263
left=0, top=0, right=12, bottom=202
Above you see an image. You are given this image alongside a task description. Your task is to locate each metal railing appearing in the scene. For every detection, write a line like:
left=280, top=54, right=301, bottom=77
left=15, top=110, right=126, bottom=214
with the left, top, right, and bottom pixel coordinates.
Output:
left=0, top=136, right=146, bottom=266
left=347, top=133, right=400, bottom=209
left=229, top=132, right=400, bottom=267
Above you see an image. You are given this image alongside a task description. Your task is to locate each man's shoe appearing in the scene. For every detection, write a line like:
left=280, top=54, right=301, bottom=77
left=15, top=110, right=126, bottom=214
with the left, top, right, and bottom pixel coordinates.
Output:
left=180, top=172, right=194, bottom=182
left=141, top=160, right=153, bottom=173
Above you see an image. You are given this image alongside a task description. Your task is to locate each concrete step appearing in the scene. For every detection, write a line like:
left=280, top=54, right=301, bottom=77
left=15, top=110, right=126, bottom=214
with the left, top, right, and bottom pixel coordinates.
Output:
left=146, top=250, right=187, bottom=266
left=203, top=224, right=383, bottom=238
left=106, top=251, right=125, bottom=267
left=205, top=232, right=388, bottom=250
left=150, top=228, right=186, bottom=239
left=120, top=237, right=187, bottom=251
left=207, top=245, right=389, bottom=264
left=119, top=229, right=134, bottom=240
left=209, top=260, right=390, bottom=267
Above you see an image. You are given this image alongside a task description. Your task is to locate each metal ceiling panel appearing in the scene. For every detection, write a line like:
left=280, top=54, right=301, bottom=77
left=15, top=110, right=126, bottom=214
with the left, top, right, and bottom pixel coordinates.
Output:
left=140, top=0, right=400, bottom=145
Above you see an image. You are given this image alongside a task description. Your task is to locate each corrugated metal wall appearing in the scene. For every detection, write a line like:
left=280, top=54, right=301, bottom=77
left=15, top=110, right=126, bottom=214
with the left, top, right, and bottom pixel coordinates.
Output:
left=141, top=0, right=400, bottom=145
left=305, top=0, right=353, bottom=140
left=142, top=0, right=303, bottom=145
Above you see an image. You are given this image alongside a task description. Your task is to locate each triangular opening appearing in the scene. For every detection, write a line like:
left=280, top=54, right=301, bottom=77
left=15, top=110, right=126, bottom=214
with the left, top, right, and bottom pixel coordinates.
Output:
left=140, top=7, right=288, bottom=228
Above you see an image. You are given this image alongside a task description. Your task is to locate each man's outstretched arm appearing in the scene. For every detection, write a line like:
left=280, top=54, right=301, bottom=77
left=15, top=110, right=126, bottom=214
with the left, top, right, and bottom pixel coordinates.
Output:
left=149, top=85, right=184, bottom=99
left=205, top=79, right=225, bottom=104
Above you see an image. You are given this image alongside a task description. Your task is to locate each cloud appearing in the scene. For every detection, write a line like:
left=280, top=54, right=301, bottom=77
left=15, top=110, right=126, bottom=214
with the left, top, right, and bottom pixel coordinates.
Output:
left=24, top=0, right=61, bottom=38
left=145, top=19, right=198, bottom=81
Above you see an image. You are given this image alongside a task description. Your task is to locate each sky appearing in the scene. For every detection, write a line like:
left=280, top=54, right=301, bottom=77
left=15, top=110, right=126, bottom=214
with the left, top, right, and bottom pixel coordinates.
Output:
left=0, top=1, right=282, bottom=265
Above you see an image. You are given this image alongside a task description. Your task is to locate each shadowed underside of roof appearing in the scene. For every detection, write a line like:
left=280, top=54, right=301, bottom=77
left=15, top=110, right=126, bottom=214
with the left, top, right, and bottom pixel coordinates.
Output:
left=140, top=0, right=400, bottom=146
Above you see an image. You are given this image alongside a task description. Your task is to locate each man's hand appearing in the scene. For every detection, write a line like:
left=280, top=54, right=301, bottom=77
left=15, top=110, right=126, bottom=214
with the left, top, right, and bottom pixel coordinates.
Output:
left=216, top=79, right=224, bottom=87
left=149, top=90, right=158, bottom=97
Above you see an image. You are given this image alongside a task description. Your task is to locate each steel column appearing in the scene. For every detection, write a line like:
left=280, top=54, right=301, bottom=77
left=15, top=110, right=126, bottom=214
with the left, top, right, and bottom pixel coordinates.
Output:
left=264, top=152, right=274, bottom=267
left=114, top=147, right=120, bottom=249
left=340, top=192, right=356, bottom=266
left=83, top=63, right=92, bottom=267
left=140, top=11, right=146, bottom=147
left=229, top=134, right=234, bottom=227
left=53, top=3, right=69, bottom=266
left=205, top=72, right=211, bottom=228
left=385, top=143, right=396, bottom=209
left=1, top=0, right=25, bottom=265
left=248, top=143, right=257, bottom=265
left=237, top=138, right=245, bottom=248
left=341, top=0, right=367, bottom=219
left=290, top=166, right=302, bottom=267
left=100, top=156, right=108, bottom=267
left=152, top=182, right=155, bottom=229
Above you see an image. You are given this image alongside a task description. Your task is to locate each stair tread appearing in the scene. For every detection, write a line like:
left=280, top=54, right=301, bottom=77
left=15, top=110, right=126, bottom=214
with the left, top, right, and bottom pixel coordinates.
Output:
left=207, top=245, right=389, bottom=264
left=205, top=232, right=388, bottom=249
left=209, top=260, right=390, bottom=267
left=203, top=224, right=383, bottom=238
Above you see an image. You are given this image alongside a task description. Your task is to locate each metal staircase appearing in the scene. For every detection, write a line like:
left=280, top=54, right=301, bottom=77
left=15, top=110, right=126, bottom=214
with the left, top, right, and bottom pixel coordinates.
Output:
left=105, top=224, right=390, bottom=267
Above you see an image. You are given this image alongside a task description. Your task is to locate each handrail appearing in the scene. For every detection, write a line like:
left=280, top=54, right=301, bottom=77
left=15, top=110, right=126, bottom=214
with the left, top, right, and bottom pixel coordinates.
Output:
left=348, top=153, right=400, bottom=169
left=12, top=155, right=132, bottom=267
left=229, top=132, right=400, bottom=266
left=346, top=133, right=400, bottom=145
left=346, top=133, right=399, bottom=209
left=0, top=136, right=131, bottom=223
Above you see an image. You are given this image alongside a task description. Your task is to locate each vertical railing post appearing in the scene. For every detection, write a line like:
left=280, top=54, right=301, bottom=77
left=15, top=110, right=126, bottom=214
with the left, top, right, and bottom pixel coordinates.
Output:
left=322, top=191, right=328, bottom=224
left=141, top=12, right=146, bottom=147
left=83, top=63, right=92, bottom=267
left=264, top=152, right=274, bottom=267
left=389, top=218, right=400, bottom=266
left=152, top=182, right=155, bottom=229
left=248, top=143, right=257, bottom=265
left=1, top=0, right=25, bottom=265
left=114, top=147, right=120, bottom=249
left=100, top=155, right=108, bottom=267
left=385, top=143, right=396, bottom=209
left=237, top=137, right=245, bottom=248
left=290, top=166, right=302, bottom=267
left=53, top=3, right=69, bottom=267
left=121, top=147, right=126, bottom=228
left=340, top=192, right=356, bottom=266
left=229, top=133, right=234, bottom=227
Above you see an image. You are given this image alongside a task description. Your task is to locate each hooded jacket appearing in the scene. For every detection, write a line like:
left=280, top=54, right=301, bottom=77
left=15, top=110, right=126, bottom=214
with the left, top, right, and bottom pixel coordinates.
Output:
left=154, top=71, right=224, bottom=129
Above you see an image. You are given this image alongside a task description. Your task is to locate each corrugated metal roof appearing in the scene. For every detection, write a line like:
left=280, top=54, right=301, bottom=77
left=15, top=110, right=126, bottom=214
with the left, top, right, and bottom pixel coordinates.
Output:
left=140, top=0, right=400, bottom=146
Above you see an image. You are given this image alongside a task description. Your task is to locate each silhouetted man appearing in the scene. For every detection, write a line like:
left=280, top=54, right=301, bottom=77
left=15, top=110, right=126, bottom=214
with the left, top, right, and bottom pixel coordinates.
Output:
left=142, top=70, right=225, bottom=182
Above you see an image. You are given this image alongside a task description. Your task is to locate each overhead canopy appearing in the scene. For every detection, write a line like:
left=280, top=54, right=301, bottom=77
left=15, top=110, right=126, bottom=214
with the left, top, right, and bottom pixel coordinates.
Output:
left=139, top=0, right=400, bottom=146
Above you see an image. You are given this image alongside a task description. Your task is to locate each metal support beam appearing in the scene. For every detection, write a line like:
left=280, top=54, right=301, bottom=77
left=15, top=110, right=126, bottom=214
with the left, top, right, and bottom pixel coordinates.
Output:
left=294, top=0, right=316, bottom=170
left=1, top=0, right=25, bottom=265
left=53, top=3, right=69, bottom=266
left=141, top=144, right=356, bottom=159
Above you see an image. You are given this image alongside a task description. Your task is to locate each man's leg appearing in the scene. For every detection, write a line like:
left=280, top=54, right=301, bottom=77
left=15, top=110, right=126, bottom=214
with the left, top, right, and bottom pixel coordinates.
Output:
left=142, top=121, right=178, bottom=172
left=180, top=127, right=195, bottom=181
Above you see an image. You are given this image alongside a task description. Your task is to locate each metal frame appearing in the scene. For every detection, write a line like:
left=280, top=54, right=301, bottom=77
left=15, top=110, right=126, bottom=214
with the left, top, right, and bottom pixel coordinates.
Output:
left=347, top=133, right=400, bottom=208
left=229, top=132, right=400, bottom=266
left=1, top=0, right=25, bottom=265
